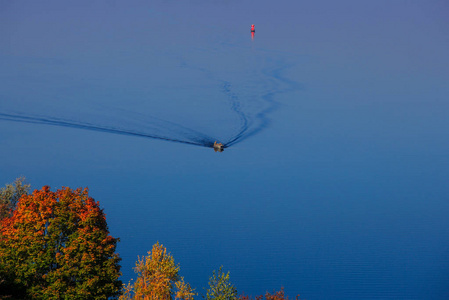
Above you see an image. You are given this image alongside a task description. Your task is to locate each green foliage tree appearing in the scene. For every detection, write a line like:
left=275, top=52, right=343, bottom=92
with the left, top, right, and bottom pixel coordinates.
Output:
left=0, top=186, right=122, bottom=299
left=205, top=266, right=238, bottom=300
left=120, top=242, right=195, bottom=300
left=0, top=177, right=30, bottom=221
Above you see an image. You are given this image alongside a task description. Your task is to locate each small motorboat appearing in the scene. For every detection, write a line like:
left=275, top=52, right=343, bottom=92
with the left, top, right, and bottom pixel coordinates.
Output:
left=213, top=141, right=224, bottom=152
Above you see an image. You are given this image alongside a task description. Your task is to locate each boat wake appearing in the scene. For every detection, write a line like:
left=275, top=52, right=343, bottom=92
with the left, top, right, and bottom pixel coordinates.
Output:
left=0, top=46, right=299, bottom=151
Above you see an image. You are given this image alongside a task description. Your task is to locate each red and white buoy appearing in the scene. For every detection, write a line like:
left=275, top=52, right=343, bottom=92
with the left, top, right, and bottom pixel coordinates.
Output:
left=251, top=24, right=255, bottom=32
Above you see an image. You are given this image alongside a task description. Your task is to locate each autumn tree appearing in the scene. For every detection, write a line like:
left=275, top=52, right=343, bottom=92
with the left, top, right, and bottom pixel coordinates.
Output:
left=205, top=266, right=238, bottom=300
left=0, top=177, right=30, bottom=221
left=239, top=288, right=301, bottom=300
left=0, top=186, right=122, bottom=299
left=120, top=242, right=195, bottom=300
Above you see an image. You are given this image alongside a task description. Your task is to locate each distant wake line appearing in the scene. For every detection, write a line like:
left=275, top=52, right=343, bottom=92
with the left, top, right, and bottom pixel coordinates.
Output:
left=220, top=61, right=297, bottom=147
left=0, top=112, right=216, bottom=148
left=220, top=81, right=250, bottom=147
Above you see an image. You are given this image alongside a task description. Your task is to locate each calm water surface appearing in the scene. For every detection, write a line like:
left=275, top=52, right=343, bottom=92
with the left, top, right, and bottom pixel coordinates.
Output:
left=1, top=1, right=448, bottom=299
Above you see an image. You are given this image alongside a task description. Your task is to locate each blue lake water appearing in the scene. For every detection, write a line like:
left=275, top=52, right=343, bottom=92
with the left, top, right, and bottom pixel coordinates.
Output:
left=1, top=1, right=448, bottom=299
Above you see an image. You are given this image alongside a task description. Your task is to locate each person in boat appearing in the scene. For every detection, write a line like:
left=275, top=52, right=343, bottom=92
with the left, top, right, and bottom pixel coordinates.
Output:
left=213, top=141, right=224, bottom=152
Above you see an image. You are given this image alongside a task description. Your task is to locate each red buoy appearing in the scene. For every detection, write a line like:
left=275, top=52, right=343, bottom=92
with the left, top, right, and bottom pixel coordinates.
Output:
left=251, top=24, right=255, bottom=32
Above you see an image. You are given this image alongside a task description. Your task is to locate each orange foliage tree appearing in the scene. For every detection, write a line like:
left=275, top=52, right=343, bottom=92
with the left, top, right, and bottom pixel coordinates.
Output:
left=239, top=288, right=301, bottom=300
left=120, top=242, right=195, bottom=300
left=0, top=186, right=122, bottom=299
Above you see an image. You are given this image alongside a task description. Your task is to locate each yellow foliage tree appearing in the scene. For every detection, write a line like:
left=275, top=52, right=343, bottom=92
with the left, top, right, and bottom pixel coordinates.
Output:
left=120, top=242, right=195, bottom=300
